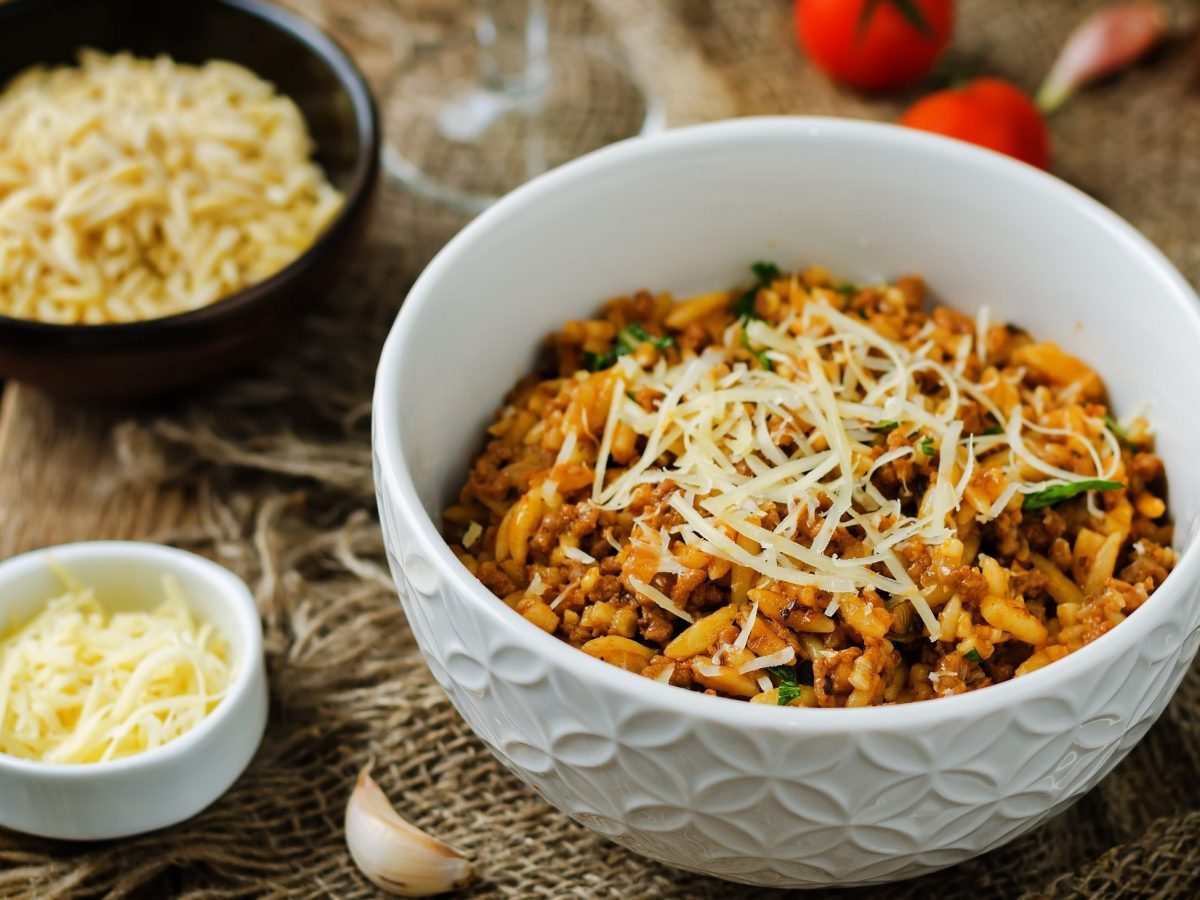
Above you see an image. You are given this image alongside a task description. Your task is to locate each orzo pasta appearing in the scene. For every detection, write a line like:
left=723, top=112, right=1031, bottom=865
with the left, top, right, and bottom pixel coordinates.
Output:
left=444, top=264, right=1175, bottom=707
left=0, top=51, right=342, bottom=324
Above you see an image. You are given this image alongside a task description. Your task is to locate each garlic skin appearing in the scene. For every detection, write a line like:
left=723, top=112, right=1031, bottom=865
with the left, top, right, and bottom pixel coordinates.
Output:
left=1037, top=1, right=1168, bottom=113
left=345, top=769, right=472, bottom=896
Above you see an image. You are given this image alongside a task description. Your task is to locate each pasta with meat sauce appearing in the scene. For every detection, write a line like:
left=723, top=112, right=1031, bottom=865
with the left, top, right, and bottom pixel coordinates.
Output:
left=443, top=264, right=1175, bottom=707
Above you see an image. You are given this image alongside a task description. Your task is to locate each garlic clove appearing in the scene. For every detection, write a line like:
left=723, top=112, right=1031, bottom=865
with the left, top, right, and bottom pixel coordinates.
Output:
left=1036, top=1, right=1168, bottom=113
left=345, top=769, right=472, bottom=897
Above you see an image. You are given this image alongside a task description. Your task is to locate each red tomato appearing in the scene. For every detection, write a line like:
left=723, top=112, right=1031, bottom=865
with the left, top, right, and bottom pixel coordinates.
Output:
left=795, top=0, right=955, bottom=92
left=900, top=78, right=1051, bottom=169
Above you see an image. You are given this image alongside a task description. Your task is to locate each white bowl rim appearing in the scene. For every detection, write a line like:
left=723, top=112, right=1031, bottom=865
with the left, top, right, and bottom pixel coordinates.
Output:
left=374, top=115, right=1200, bottom=732
left=0, top=540, right=264, bottom=776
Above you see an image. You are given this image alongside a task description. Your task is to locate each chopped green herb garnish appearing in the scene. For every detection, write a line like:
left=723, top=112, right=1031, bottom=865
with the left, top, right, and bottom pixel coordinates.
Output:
left=856, top=308, right=869, bottom=320
left=583, top=323, right=675, bottom=372
left=983, top=425, right=1004, bottom=436
left=741, top=328, right=773, bottom=371
left=626, top=390, right=638, bottom=402
left=1104, top=414, right=1136, bottom=448
left=1023, top=479, right=1124, bottom=510
left=769, top=666, right=801, bottom=706
left=769, top=665, right=795, bottom=683
left=964, top=648, right=982, bottom=662
left=919, top=436, right=935, bottom=455
left=750, top=260, right=781, bottom=283
left=583, top=349, right=616, bottom=371
left=623, top=322, right=675, bottom=351
left=833, top=281, right=859, bottom=297
left=872, top=420, right=899, bottom=433
left=735, top=260, right=782, bottom=321
left=733, top=289, right=757, bottom=320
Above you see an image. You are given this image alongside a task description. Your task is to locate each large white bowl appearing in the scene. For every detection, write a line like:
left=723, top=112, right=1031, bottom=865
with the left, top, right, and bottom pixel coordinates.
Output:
left=372, top=118, right=1200, bottom=887
left=0, top=541, right=267, bottom=840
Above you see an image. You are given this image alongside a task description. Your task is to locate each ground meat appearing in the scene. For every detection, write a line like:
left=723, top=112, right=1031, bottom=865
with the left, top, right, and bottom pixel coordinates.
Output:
left=448, top=266, right=1176, bottom=707
left=1079, top=579, right=1149, bottom=644
left=952, top=567, right=989, bottom=604
left=894, top=275, right=925, bottom=310
left=476, top=561, right=515, bottom=598
left=1021, top=509, right=1066, bottom=553
left=1119, top=540, right=1174, bottom=590
left=677, top=321, right=709, bottom=354
left=930, top=652, right=968, bottom=698
left=465, top=442, right=514, bottom=503
left=814, top=648, right=862, bottom=708
left=671, top=568, right=707, bottom=607
left=593, top=575, right=623, bottom=603
left=1128, top=451, right=1166, bottom=495
left=957, top=401, right=987, bottom=436
left=985, top=509, right=1024, bottom=562
left=638, top=603, right=674, bottom=646
left=1011, top=568, right=1049, bottom=600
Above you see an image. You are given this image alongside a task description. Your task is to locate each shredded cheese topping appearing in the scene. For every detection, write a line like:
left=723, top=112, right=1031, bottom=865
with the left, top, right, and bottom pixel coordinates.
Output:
left=628, top=575, right=694, bottom=624
left=739, top=646, right=795, bottom=675
left=0, top=568, right=233, bottom=764
left=562, top=546, right=596, bottom=564
left=462, top=521, right=482, bottom=549
left=588, top=299, right=1120, bottom=638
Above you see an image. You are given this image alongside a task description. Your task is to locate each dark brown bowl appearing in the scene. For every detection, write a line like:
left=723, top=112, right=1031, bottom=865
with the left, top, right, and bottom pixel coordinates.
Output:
left=0, top=0, right=380, bottom=399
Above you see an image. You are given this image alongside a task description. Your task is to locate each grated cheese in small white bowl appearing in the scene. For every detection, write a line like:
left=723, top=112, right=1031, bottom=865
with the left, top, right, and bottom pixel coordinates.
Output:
left=0, top=541, right=266, bottom=840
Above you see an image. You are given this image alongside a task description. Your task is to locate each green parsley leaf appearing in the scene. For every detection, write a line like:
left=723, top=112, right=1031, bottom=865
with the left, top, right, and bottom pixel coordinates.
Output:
left=777, top=684, right=801, bottom=706
left=733, top=290, right=757, bottom=320
left=735, top=260, right=782, bottom=321
left=856, top=308, right=869, bottom=320
left=583, top=323, right=675, bottom=372
left=964, top=648, right=982, bottom=662
left=1104, top=414, right=1136, bottom=448
left=623, top=322, right=675, bottom=351
left=769, top=665, right=795, bottom=684
left=872, top=420, right=899, bottom=433
left=769, top=666, right=801, bottom=706
left=834, top=281, right=859, bottom=297
left=583, top=349, right=616, bottom=372
left=1023, top=479, right=1124, bottom=510
left=626, top=390, right=638, bottom=402
left=919, top=436, right=935, bottom=455
left=983, top=425, right=1004, bottom=436
left=741, top=328, right=773, bottom=371
left=750, top=260, right=781, bottom=283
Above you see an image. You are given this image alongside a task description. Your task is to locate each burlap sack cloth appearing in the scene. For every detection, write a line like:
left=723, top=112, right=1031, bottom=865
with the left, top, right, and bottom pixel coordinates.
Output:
left=1, top=0, right=1198, bottom=896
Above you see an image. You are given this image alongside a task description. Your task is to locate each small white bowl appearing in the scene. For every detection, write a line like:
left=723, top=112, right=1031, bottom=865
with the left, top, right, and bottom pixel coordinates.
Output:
left=0, top=541, right=267, bottom=840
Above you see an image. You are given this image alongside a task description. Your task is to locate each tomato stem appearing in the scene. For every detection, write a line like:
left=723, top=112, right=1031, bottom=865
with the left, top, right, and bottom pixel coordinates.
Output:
left=857, top=0, right=934, bottom=39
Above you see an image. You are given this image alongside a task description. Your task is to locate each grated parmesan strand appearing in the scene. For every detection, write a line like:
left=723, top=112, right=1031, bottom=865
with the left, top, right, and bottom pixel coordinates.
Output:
left=0, top=570, right=232, bottom=764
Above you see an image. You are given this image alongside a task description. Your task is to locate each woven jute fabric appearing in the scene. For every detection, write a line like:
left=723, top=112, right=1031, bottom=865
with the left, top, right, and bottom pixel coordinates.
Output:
left=2, top=1, right=1199, bottom=897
